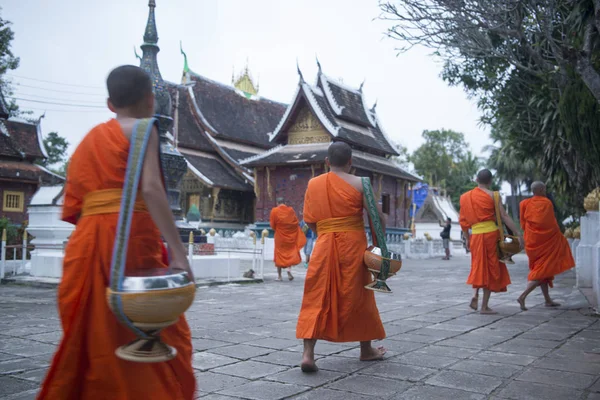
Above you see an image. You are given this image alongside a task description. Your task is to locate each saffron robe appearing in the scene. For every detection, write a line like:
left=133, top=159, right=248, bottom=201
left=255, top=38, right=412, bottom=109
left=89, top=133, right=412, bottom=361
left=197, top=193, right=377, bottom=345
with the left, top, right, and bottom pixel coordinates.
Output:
left=270, top=204, right=306, bottom=267
left=459, top=187, right=511, bottom=292
left=37, top=119, right=196, bottom=400
left=520, top=196, right=574, bottom=286
left=296, top=172, right=385, bottom=342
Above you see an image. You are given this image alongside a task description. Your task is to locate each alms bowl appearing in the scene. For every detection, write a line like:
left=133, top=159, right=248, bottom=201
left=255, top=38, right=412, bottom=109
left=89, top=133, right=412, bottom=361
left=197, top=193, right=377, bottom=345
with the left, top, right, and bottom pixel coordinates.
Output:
left=364, top=245, right=402, bottom=276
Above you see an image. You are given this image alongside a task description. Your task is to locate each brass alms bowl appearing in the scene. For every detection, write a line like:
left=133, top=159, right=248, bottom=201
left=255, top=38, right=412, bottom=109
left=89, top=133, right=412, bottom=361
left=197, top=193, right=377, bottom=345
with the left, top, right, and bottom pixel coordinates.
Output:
left=363, top=246, right=403, bottom=276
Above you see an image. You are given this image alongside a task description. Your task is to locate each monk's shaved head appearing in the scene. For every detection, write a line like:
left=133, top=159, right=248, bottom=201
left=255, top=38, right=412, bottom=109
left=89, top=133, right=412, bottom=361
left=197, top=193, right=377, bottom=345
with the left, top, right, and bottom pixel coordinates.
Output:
left=531, top=181, right=546, bottom=196
left=327, top=142, right=353, bottom=168
left=476, top=169, right=493, bottom=185
left=107, top=65, right=153, bottom=108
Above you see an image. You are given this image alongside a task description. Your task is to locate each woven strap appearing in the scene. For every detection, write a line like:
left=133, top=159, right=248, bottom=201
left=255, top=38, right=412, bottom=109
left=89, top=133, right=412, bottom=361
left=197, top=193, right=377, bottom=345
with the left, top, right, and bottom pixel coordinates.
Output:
left=362, top=177, right=391, bottom=280
left=493, top=191, right=505, bottom=242
left=108, top=118, right=158, bottom=338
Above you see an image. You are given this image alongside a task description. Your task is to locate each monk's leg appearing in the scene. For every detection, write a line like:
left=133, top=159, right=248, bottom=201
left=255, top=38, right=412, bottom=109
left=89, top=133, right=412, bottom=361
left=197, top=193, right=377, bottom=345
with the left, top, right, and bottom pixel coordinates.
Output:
left=287, top=267, right=294, bottom=281
left=470, top=288, right=479, bottom=310
left=301, top=339, right=318, bottom=372
left=517, top=281, right=540, bottom=311
left=480, top=289, right=497, bottom=314
left=541, top=282, right=560, bottom=306
left=359, top=341, right=387, bottom=361
left=276, top=267, right=283, bottom=281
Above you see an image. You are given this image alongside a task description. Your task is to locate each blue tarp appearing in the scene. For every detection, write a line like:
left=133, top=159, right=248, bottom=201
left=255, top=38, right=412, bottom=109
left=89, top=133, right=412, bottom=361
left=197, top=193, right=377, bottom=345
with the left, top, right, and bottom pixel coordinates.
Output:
left=408, top=182, right=433, bottom=218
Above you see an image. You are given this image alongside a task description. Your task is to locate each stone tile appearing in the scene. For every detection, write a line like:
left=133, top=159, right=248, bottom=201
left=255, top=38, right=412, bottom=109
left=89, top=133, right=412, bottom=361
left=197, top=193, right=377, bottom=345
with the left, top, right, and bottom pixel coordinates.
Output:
left=471, top=351, right=538, bottom=366
left=207, top=344, right=272, bottom=360
left=290, top=388, right=374, bottom=400
left=218, top=380, right=309, bottom=400
left=425, top=370, right=503, bottom=394
left=392, top=352, right=459, bottom=368
left=3, top=344, right=56, bottom=358
left=0, top=326, right=57, bottom=338
left=287, top=342, right=353, bottom=356
left=194, top=371, right=249, bottom=394
left=254, top=351, right=306, bottom=367
left=24, top=331, right=62, bottom=345
left=389, top=333, right=441, bottom=344
left=2, top=389, right=39, bottom=400
left=196, top=395, right=238, bottom=400
left=449, top=359, right=522, bottom=378
left=0, top=339, right=38, bottom=352
left=392, top=385, right=485, bottom=400
left=502, top=337, right=563, bottom=349
left=245, top=337, right=301, bottom=350
left=409, top=327, right=462, bottom=339
left=266, top=368, right=344, bottom=387
left=587, top=393, right=600, bottom=400
left=192, top=352, right=238, bottom=372
left=212, top=360, right=287, bottom=380
left=375, top=340, right=427, bottom=354
left=489, top=343, right=553, bottom=357
left=591, top=378, right=600, bottom=392
left=360, top=361, right=436, bottom=382
left=192, top=338, right=232, bottom=352
left=10, top=368, right=47, bottom=383
left=0, top=352, right=20, bottom=362
left=516, top=367, right=597, bottom=389
left=327, top=374, right=412, bottom=397
left=497, top=380, right=583, bottom=400
left=532, top=357, right=600, bottom=375
left=410, top=345, right=480, bottom=359
left=0, top=358, right=49, bottom=375
left=0, top=376, right=38, bottom=396
left=312, top=355, right=368, bottom=373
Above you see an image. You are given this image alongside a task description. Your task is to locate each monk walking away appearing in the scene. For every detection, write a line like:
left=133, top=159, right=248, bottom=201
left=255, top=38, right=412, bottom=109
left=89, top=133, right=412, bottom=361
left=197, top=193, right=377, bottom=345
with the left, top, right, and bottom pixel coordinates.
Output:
left=517, top=181, right=574, bottom=310
left=38, top=66, right=196, bottom=400
left=270, top=198, right=306, bottom=281
left=296, top=142, right=386, bottom=373
left=459, top=169, right=523, bottom=314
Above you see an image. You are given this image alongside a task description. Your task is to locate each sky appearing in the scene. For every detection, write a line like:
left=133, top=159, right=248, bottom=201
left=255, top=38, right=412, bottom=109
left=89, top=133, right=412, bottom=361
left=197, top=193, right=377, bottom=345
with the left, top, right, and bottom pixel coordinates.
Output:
left=2, top=0, right=491, bottom=162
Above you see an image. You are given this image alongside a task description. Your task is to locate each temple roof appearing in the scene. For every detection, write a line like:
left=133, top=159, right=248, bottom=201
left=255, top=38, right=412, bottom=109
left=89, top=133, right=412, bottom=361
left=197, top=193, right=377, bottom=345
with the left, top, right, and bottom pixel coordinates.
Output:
left=0, top=160, right=43, bottom=182
left=186, top=72, right=286, bottom=148
left=415, top=189, right=459, bottom=223
left=240, top=142, right=419, bottom=181
left=0, top=92, right=9, bottom=119
left=268, top=70, right=399, bottom=156
left=169, top=84, right=214, bottom=153
left=182, top=149, right=253, bottom=192
left=0, top=118, right=47, bottom=161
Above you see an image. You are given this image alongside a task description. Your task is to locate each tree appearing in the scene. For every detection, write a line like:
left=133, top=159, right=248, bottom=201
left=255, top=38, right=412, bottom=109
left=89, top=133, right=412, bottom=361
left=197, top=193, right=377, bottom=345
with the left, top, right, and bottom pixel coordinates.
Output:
left=38, top=132, right=69, bottom=175
left=390, top=141, right=410, bottom=169
left=0, top=8, right=20, bottom=116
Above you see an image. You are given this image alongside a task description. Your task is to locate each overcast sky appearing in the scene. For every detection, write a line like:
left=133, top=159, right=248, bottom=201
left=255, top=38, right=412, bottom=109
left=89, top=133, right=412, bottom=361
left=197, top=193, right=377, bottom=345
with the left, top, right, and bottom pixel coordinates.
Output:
left=3, top=0, right=491, bottom=161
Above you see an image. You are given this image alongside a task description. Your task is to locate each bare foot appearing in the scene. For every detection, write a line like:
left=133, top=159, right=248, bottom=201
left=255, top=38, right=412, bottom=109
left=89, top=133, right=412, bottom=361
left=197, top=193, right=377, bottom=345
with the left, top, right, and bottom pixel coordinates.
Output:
left=517, top=297, right=528, bottom=311
left=288, top=272, right=294, bottom=281
left=275, top=277, right=282, bottom=282
left=545, top=301, right=560, bottom=307
left=300, top=359, right=318, bottom=373
left=360, top=346, right=387, bottom=361
left=480, top=307, right=498, bottom=315
left=469, top=297, right=478, bottom=311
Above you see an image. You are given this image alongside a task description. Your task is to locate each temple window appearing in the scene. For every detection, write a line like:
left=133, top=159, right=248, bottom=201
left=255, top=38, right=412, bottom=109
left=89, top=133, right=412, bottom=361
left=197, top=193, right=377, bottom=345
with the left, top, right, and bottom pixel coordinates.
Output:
left=382, top=194, right=391, bottom=215
left=3, top=191, right=24, bottom=212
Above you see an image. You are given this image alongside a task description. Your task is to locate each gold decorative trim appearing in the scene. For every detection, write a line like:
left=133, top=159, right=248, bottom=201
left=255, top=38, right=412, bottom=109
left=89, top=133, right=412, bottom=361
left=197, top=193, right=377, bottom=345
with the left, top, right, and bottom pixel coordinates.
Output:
left=311, top=164, right=316, bottom=178
left=211, top=187, right=221, bottom=222
left=583, top=188, right=600, bottom=211
left=266, top=167, right=273, bottom=200
left=253, top=168, right=260, bottom=198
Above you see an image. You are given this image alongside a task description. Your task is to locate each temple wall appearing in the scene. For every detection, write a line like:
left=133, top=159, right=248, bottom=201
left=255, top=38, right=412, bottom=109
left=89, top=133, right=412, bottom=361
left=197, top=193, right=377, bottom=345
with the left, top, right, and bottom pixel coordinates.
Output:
left=0, top=181, right=38, bottom=225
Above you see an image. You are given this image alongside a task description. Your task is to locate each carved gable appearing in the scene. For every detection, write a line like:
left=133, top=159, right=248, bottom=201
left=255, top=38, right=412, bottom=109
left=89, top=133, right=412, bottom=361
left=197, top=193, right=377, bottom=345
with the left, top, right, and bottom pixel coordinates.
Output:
left=286, top=106, right=331, bottom=145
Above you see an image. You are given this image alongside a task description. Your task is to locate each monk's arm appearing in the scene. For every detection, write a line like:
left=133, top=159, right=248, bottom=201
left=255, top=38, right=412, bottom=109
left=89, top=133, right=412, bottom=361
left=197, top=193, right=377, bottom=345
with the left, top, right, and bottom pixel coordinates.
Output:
left=499, top=203, right=522, bottom=237
left=141, top=127, right=189, bottom=268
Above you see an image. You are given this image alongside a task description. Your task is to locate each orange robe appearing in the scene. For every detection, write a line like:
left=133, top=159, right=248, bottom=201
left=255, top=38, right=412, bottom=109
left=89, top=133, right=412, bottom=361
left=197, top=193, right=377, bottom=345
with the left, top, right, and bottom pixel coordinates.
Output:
left=269, top=204, right=306, bottom=268
left=459, top=187, right=511, bottom=292
left=296, top=172, right=385, bottom=342
left=520, top=196, right=574, bottom=286
left=38, top=119, right=196, bottom=400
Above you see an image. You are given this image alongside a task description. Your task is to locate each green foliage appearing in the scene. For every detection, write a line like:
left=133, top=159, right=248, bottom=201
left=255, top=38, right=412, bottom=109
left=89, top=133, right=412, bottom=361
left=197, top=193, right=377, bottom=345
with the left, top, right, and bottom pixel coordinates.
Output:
left=0, top=8, right=20, bottom=116
left=186, top=204, right=201, bottom=222
left=37, top=132, right=69, bottom=175
left=0, top=217, right=18, bottom=244
left=410, top=129, right=482, bottom=209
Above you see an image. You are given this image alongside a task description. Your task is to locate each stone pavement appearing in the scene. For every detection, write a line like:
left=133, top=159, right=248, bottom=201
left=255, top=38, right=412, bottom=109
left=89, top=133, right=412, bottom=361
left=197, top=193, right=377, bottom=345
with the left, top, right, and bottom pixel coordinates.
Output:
left=0, top=254, right=599, bottom=400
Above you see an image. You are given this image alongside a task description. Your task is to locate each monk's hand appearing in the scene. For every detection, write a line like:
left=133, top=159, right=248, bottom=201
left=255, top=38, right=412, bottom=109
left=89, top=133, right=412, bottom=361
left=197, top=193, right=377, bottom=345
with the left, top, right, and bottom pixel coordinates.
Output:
left=518, top=236, right=525, bottom=250
left=465, top=236, right=470, bottom=251
left=170, top=259, right=195, bottom=282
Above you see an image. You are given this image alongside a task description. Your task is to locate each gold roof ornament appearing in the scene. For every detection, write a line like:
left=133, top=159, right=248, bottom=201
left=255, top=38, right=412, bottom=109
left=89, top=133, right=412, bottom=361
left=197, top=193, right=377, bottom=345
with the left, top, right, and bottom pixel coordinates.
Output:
left=232, top=60, right=259, bottom=98
left=573, top=226, right=581, bottom=239
left=583, top=188, right=600, bottom=212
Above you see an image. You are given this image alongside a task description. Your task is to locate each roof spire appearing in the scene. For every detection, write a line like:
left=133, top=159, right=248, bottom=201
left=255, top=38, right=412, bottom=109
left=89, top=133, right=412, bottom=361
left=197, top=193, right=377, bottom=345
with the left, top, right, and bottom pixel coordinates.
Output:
left=180, top=41, right=189, bottom=73
left=139, top=0, right=163, bottom=87
left=144, top=0, right=158, bottom=45
left=316, top=55, right=322, bottom=73
left=359, top=79, right=365, bottom=92
left=296, top=59, right=304, bottom=82
left=371, top=100, right=378, bottom=112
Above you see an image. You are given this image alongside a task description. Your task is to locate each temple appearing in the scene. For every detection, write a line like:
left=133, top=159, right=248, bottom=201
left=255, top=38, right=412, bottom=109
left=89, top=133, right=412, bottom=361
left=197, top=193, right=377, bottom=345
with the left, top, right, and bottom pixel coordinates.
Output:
left=134, top=0, right=419, bottom=233
left=0, top=94, right=64, bottom=225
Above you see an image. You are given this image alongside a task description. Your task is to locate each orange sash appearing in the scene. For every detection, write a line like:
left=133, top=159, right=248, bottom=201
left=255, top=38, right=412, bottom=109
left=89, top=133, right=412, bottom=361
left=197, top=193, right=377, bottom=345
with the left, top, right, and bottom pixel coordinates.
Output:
left=81, top=188, right=148, bottom=217
left=317, top=216, right=364, bottom=234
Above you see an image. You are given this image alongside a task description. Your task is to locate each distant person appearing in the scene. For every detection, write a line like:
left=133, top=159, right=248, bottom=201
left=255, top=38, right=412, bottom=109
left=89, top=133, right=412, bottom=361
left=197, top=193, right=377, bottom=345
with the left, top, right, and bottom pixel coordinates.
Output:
left=300, top=220, right=316, bottom=268
left=459, top=169, right=523, bottom=314
left=517, top=182, right=574, bottom=310
left=37, top=65, right=196, bottom=399
left=296, top=142, right=386, bottom=373
left=269, top=198, right=306, bottom=281
left=439, top=217, right=452, bottom=260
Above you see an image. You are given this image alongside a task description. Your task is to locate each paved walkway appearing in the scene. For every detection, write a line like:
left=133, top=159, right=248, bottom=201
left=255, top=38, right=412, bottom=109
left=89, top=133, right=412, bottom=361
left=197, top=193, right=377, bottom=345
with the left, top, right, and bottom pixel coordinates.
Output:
left=0, top=254, right=599, bottom=400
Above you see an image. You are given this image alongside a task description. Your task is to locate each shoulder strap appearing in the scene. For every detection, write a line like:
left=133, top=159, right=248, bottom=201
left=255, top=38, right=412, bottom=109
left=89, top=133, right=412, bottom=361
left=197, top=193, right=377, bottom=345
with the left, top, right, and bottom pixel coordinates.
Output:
left=493, top=191, right=505, bottom=241
left=362, top=177, right=388, bottom=257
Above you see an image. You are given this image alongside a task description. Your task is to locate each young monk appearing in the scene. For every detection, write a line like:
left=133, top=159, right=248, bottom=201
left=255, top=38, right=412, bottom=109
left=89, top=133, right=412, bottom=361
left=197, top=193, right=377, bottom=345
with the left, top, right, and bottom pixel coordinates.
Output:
left=459, top=169, right=523, bottom=314
left=517, top=181, right=575, bottom=310
left=37, top=65, right=196, bottom=400
left=269, top=198, right=306, bottom=281
left=296, top=142, right=386, bottom=372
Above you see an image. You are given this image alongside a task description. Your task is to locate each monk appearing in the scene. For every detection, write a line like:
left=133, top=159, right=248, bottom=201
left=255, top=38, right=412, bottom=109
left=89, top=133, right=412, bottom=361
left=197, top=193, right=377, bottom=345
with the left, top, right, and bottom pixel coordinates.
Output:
left=296, top=142, right=386, bottom=373
left=37, top=66, right=196, bottom=400
left=517, top=181, right=574, bottom=310
left=269, top=198, right=306, bottom=281
left=459, top=169, right=523, bottom=314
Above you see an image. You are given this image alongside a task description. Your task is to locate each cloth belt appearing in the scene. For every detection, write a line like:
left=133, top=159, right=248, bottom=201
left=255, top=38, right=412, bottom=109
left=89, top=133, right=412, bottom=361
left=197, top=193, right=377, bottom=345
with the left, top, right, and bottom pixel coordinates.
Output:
left=81, top=188, right=148, bottom=217
left=471, top=220, right=498, bottom=235
left=316, top=216, right=364, bottom=234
